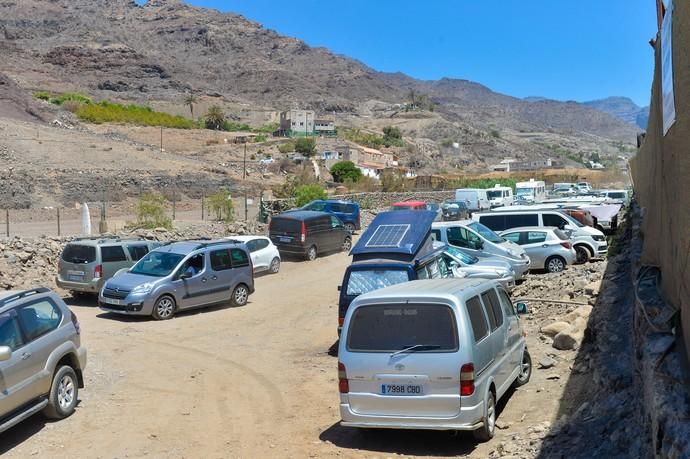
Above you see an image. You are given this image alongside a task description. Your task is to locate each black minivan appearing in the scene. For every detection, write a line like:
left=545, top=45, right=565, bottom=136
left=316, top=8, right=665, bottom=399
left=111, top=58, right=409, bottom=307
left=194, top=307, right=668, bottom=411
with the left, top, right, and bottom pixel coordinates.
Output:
left=269, top=211, right=352, bottom=261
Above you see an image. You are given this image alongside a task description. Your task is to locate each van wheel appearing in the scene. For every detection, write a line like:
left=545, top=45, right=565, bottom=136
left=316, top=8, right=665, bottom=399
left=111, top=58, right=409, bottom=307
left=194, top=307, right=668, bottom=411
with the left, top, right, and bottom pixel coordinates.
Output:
left=306, top=246, right=318, bottom=261
left=344, top=222, right=355, bottom=233
left=575, top=246, right=590, bottom=264
left=473, top=391, right=496, bottom=442
left=231, top=284, right=250, bottom=306
left=514, top=349, right=532, bottom=387
left=546, top=256, right=566, bottom=273
left=152, top=295, right=176, bottom=320
left=43, top=365, right=78, bottom=419
left=342, top=237, right=352, bottom=252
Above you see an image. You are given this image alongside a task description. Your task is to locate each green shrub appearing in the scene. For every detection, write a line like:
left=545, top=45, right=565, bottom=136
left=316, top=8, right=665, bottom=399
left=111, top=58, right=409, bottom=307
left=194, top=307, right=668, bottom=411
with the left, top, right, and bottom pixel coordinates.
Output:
left=253, top=123, right=279, bottom=134
left=34, top=91, right=52, bottom=101
left=133, top=192, right=172, bottom=229
left=294, top=137, right=316, bottom=157
left=253, top=134, right=268, bottom=143
left=330, top=161, right=362, bottom=183
left=294, top=183, right=327, bottom=207
left=206, top=190, right=234, bottom=222
left=50, top=92, right=93, bottom=106
left=223, top=121, right=252, bottom=132
left=382, top=126, right=404, bottom=147
left=278, top=142, right=295, bottom=154
left=490, top=129, right=501, bottom=138
left=76, top=101, right=196, bottom=128
left=339, top=128, right=385, bottom=149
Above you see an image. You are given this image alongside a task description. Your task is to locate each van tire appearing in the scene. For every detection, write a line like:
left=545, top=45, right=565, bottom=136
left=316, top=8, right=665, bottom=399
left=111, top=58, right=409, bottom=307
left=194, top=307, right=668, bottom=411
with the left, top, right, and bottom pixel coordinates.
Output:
left=231, top=284, right=250, bottom=306
left=545, top=256, right=566, bottom=273
left=43, top=365, right=79, bottom=419
left=342, top=237, right=352, bottom=252
left=152, top=295, right=176, bottom=320
left=344, top=222, right=355, bottom=233
left=473, top=391, right=496, bottom=442
left=306, top=246, right=317, bottom=261
left=574, top=245, right=590, bottom=264
left=514, top=349, right=532, bottom=387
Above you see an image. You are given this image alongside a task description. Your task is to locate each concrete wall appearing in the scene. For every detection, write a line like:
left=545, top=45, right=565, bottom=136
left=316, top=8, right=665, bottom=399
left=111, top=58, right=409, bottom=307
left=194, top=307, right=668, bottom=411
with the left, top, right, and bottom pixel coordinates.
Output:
left=630, top=1, right=690, bottom=363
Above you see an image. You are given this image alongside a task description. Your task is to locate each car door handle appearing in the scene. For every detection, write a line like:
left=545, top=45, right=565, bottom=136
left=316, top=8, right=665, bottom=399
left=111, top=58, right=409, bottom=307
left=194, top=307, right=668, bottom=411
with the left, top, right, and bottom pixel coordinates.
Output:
left=201, top=278, right=208, bottom=283
left=21, top=352, right=31, bottom=360
left=542, top=244, right=549, bottom=248
left=211, top=275, right=218, bottom=281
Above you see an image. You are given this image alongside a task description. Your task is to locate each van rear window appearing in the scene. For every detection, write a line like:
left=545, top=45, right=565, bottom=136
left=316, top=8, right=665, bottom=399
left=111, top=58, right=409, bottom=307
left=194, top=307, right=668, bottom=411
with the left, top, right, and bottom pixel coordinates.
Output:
left=347, top=304, right=458, bottom=352
left=346, top=269, right=410, bottom=296
left=61, top=244, right=97, bottom=264
left=270, top=218, right=300, bottom=234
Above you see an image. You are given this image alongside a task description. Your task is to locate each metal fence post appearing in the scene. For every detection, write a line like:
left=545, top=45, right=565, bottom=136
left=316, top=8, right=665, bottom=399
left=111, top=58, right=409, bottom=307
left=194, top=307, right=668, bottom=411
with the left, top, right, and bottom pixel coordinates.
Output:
left=5, top=209, right=8, bottom=237
left=201, top=195, right=205, bottom=220
left=57, top=208, right=61, bottom=236
left=172, top=186, right=177, bottom=221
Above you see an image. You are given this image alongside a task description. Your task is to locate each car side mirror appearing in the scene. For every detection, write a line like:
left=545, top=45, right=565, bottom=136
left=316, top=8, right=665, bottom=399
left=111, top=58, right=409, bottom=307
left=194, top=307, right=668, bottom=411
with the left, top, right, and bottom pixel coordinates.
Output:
left=515, top=302, right=529, bottom=315
left=337, top=285, right=341, bottom=291
left=179, top=271, right=192, bottom=280
left=0, top=346, right=12, bottom=362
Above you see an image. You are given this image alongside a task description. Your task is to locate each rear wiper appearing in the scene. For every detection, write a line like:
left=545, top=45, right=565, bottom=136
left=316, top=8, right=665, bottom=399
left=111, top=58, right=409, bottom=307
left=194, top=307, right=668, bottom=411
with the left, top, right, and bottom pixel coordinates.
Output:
left=391, top=344, right=441, bottom=357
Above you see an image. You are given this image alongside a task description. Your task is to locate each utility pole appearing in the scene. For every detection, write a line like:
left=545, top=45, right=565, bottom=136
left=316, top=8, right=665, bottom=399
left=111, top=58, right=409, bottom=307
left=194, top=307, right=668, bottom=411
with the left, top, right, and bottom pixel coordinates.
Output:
left=172, top=185, right=177, bottom=221
left=160, top=126, right=163, bottom=152
left=57, top=208, right=61, bottom=236
left=243, top=143, right=247, bottom=179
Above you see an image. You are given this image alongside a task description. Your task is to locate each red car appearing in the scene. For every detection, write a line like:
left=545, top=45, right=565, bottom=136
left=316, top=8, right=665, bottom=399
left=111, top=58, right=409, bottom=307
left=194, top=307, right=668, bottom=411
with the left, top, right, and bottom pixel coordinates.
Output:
left=390, top=200, right=428, bottom=211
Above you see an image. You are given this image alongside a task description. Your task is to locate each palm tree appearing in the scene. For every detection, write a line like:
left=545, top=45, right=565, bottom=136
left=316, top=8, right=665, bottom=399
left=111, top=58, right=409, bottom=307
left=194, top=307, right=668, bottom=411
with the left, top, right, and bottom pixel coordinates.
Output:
left=184, top=92, right=197, bottom=119
left=204, top=105, right=225, bottom=130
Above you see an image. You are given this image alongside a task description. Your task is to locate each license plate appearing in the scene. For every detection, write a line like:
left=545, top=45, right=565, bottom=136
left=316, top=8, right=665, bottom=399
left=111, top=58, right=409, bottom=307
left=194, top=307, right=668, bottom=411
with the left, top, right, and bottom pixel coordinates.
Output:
left=380, top=384, right=424, bottom=396
left=68, top=274, right=84, bottom=282
left=104, top=298, right=124, bottom=306
left=279, top=237, right=291, bottom=243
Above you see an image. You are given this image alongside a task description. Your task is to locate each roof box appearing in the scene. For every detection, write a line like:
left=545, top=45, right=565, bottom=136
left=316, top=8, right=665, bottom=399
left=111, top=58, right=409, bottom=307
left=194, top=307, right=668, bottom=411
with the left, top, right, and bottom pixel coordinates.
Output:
left=351, top=210, right=438, bottom=262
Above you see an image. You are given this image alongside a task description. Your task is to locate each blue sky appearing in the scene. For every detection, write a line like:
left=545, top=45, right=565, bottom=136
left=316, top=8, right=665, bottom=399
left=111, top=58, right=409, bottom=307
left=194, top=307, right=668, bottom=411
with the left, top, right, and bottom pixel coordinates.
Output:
left=144, top=0, right=657, bottom=106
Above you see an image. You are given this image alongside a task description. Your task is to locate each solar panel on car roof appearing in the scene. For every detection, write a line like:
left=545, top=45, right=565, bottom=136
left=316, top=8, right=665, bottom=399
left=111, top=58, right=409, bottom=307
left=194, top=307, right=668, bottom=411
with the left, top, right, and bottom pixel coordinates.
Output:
left=365, top=224, right=410, bottom=248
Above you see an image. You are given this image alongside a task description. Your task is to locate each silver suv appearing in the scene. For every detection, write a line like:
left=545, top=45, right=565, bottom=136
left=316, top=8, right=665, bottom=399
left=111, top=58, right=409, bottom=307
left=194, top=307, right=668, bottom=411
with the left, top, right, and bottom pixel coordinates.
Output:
left=99, top=240, right=255, bottom=320
left=57, top=237, right=161, bottom=294
left=0, top=288, right=87, bottom=433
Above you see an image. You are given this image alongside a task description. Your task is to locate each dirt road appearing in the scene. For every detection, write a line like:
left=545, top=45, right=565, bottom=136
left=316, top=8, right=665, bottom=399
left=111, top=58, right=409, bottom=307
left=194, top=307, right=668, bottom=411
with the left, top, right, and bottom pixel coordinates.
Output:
left=1, top=252, right=585, bottom=458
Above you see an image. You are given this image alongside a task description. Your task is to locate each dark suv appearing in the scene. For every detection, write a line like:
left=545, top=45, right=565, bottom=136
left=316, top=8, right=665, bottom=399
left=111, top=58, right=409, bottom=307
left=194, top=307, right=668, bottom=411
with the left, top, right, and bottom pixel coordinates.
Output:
left=269, top=211, right=352, bottom=261
left=299, top=200, right=361, bottom=231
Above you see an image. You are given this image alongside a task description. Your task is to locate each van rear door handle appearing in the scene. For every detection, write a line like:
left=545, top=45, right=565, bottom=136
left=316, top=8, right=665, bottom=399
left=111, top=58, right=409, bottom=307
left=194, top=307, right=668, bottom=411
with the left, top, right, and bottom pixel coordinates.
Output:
left=21, top=352, right=31, bottom=360
left=211, top=275, right=218, bottom=281
left=201, top=278, right=207, bottom=283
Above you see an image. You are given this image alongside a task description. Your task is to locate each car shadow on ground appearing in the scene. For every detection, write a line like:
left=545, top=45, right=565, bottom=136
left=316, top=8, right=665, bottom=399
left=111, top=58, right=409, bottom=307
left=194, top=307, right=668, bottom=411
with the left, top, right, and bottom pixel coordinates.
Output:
left=0, top=401, right=83, bottom=455
left=95, top=300, right=250, bottom=322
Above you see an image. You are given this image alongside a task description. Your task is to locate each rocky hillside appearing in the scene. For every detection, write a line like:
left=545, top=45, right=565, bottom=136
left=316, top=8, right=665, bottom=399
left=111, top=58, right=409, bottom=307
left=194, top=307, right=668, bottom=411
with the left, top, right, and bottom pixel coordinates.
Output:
left=583, top=97, right=649, bottom=130
left=0, top=0, right=639, bottom=143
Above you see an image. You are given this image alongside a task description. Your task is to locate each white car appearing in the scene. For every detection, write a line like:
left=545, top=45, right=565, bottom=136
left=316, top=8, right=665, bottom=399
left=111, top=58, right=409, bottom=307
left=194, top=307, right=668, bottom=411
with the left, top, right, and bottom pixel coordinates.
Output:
left=226, top=236, right=281, bottom=274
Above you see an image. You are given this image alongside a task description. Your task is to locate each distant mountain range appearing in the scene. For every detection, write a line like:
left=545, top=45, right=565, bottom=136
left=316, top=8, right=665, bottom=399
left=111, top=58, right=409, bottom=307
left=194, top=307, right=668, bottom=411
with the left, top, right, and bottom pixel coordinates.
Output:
left=525, top=96, right=649, bottom=130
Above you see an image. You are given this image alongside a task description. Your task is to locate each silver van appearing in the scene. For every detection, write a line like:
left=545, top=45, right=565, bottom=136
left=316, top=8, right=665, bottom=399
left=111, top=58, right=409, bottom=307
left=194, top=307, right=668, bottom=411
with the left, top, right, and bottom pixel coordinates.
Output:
left=338, top=278, right=531, bottom=441
left=432, top=221, right=531, bottom=280
left=57, top=237, right=161, bottom=294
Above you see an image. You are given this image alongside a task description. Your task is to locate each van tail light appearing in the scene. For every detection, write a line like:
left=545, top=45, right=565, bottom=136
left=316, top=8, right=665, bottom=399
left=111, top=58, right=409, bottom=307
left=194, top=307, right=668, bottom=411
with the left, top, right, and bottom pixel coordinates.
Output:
left=338, top=362, right=349, bottom=394
left=94, top=264, right=103, bottom=279
left=300, top=221, right=307, bottom=243
left=71, top=311, right=81, bottom=335
left=560, top=242, right=572, bottom=249
left=460, top=363, right=475, bottom=396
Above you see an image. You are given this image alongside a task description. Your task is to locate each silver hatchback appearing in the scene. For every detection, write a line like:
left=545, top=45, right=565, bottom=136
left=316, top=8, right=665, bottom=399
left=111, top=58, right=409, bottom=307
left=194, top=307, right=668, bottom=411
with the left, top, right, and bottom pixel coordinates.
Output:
left=338, top=278, right=531, bottom=441
left=499, top=227, right=577, bottom=273
left=0, top=288, right=87, bottom=433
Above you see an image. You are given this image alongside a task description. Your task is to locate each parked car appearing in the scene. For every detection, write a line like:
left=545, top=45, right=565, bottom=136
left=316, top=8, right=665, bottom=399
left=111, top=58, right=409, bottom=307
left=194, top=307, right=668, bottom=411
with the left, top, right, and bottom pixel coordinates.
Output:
left=455, top=189, right=490, bottom=213
left=576, top=182, right=593, bottom=193
left=486, top=185, right=514, bottom=208
left=441, top=200, right=470, bottom=221
left=440, top=245, right=516, bottom=289
left=99, top=240, right=254, bottom=320
left=0, top=288, right=87, bottom=433
left=338, top=278, right=531, bottom=441
left=56, top=237, right=161, bottom=295
left=472, top=209, right=607, bottom=263
left=269, top=211, right=352, bottom=261
left=338, top=211, right=449, bottom=332
left=431, top=221, right=531, bottom=280
left=299, top=199, right=361, bottom=231
left=499, top=227, right=576, bottom=273
left=226, top=236, right=281, bottom=274
left=390, top=200, right=428, bottom=211
left=598, top=189, right=630, bottom=207
left=259, top=157, right=275, bottom=165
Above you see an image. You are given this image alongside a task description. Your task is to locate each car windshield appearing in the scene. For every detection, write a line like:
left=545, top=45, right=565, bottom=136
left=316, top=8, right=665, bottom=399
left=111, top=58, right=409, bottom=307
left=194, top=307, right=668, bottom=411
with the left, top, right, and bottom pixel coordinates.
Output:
left=487, top=190, right=503, bottom=199
left=561, top=212, right=584, bottom=227
left=467, top=222, right=504, bottom=243
left=346, top=269, right=410, bottom=296
left=347, top=304, right=458, bottom=352
left=516, top=188, right=534, bottom=197
left=443, top=201, right=467, bottom=209
left=129, top=251, right=185, bottom=277
left=446, top=246, right=479, bottom=264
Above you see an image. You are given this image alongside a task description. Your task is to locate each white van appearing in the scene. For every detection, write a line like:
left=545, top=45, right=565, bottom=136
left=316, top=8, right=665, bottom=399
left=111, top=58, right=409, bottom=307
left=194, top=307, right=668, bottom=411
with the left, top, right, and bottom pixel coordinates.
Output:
left=515, top=179, right=546, bottom=203
left=455, top=189, right=490, bottom=213
left=338, top=278, right=531, bottom=441
left=432, top=221, right=531, bottom=280
left=486, top=185, right=514, bottom=208
left=471, top=209, right=608, bottom=263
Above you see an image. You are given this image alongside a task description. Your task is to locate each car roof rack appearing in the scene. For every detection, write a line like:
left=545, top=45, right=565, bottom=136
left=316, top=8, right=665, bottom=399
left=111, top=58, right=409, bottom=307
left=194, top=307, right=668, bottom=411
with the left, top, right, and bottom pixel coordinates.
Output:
left=0, top=287, right=51, bottom=307
left=71, top=236, right=146, bottom=244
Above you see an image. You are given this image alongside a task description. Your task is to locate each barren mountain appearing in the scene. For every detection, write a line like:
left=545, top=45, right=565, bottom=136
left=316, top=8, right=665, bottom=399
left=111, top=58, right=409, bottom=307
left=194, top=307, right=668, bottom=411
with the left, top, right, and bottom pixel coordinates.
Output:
left=583, top=97, right=649, bottom=130
left=0, top=0, right=639, bottom=140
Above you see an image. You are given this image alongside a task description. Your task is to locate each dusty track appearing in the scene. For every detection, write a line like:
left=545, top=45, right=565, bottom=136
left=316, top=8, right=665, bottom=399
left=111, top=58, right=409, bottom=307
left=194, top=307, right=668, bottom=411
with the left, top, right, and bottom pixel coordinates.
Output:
left=1, top=251, right=585, bottom=458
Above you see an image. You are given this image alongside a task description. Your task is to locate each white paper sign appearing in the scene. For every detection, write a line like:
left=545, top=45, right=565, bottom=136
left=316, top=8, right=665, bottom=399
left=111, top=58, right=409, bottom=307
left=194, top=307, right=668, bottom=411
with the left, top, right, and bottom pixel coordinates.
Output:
left=661, top=0, right=676, bottom=135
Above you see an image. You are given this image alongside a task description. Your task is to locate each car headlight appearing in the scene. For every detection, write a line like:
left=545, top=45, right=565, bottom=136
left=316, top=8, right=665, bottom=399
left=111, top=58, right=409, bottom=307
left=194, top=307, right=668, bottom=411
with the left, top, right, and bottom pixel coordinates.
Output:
left=131, top=283, right=154, bottom=295
left=592, top=235, right=605, bottom=242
